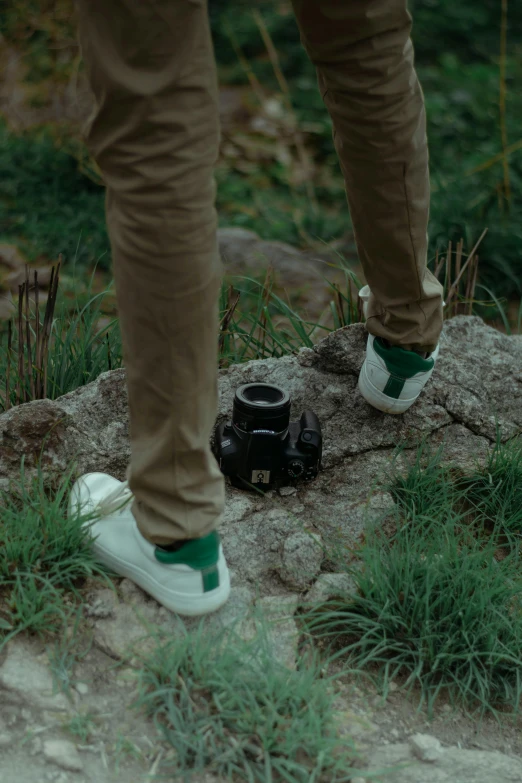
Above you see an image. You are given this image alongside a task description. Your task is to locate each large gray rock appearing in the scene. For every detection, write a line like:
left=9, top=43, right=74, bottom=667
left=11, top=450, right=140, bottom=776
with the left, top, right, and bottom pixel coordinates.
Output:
left=303, top=572, right=358, bottom=605
left=0, top=368, right=130, bottom=491
left=86, top=579, right=300, bottom=669
left=365, top=735, right=522, bottom=782
left=2, top=317, right=519, bottom=490
left=0, top=317, right=521, bottom=597
left=280, top=531, right=324, bottom=589
left=217, top=226, right=348, bottom=319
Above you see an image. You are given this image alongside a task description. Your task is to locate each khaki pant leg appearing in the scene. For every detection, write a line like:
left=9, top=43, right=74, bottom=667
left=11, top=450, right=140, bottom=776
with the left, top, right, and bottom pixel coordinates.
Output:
left=292, top=0, right=444, bottom=352
left=76, top=0, right=225, bottom=544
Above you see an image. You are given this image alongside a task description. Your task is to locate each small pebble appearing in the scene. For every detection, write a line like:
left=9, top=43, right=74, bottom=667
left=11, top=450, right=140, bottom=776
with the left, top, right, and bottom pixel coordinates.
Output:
left=43, top=739, right=84, bottom=772
left=410, top=733, right=444, bottom=763
left=280, top=486, right=297, bottom=497
left=75, top=683, right=89, bottom=696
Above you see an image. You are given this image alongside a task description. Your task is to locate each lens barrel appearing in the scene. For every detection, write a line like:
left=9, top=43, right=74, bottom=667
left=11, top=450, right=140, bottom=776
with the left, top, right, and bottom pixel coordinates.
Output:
left=233, top=383, right=291, bottom=433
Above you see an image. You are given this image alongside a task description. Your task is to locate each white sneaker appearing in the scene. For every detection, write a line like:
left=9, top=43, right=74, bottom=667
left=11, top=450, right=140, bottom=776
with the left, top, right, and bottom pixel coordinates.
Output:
left=358, top=285, right=439, bottom=414
left=69, top=473, right=230, bottom=617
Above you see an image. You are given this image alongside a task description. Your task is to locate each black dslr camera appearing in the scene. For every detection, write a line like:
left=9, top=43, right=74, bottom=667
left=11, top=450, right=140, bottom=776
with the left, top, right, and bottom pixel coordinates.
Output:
left=214, top=383, right=322, bottom=491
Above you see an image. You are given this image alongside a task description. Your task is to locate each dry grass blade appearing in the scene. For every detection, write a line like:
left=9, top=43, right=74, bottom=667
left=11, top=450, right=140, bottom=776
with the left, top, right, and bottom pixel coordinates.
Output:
left=41, top=260, right=61, bottom=399
left=445, top=240, right=452, bottom=312
left=219, top=285, right=241, bottom=361
left=469, top=256, right=480, bottom=315
left=332, top=284, right=343, bottom=327
left=456, top=238, right=463, bottom=286
left=463, top=250, right=480, bottom=314
left=5, top=320, right=12, bottom=411
left=434, top=238, right=482, bottom=320
left=454, top=239, right=463, bottom=316
left=106, top=333, right=112, bottom=372
left=17, top=284, right=24, bottom=405
left=36, top=266, right=53, bottom=398
left=464, top=138, right=522, bottom=177
left=445, top=228, right=488, bottom=306
left=7, top=264, right=61, bottom=405
left=259, top=266, right=274, bottom=356
left=24, top=267, right=35, bottom=400
left=35, top=270, right=40, bottom=383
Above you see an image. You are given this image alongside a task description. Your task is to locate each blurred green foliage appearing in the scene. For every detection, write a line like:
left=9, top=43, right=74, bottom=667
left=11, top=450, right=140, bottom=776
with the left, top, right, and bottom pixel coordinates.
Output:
left=0, top=123, right=107, bottom=265
left=0, top=0, right=521, bottom=298
left=210, top=0, right=522, bottom=295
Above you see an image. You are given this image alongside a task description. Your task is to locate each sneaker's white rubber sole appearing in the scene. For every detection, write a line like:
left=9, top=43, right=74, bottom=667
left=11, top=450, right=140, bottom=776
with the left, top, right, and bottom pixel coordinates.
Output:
left=358, top=361, right=418, bottom=415
left=94, top=540, right=231, bottom=617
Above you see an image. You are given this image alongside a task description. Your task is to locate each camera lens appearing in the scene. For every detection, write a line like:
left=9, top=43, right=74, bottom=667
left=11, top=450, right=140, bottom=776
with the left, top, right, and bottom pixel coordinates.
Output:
left=233, top=383, right=291, bottom=433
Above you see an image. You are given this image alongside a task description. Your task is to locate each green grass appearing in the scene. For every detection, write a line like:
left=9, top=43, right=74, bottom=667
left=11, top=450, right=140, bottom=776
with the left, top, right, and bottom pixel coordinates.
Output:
left=0, top=464, right=105, bottom=645
left=2, top=0, right=522, bottom=298
left=134, top=625, right=358, bottom=782
left=211, top=1, right=522, bottom=298
left=1, top=268, right=357, bottom=411
left=65, top=711, right=100, bottom=743
left=0, top=277, right=123, bottom=411
left=459, top=435, right=522, bottom=537
left=47, top=609, right=92, bottom=697
left=0, top=245, right=518, bottom=414
left=388, top=442, right=457, bottom=519
left=305, top=440, right=522, bottom=718
left=0, top=121, right=108, bottom=266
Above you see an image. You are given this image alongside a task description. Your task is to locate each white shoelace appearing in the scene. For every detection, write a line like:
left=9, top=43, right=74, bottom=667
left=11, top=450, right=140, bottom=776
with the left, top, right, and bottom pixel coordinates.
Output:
left=96, top=480, right=134, bottom=517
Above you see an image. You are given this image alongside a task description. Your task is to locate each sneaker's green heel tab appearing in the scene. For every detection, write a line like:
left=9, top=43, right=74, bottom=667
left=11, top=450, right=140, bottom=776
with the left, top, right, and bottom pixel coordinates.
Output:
left=154, top=531, right=220, bottom=568
left=373, top=337, right=435, bottom=378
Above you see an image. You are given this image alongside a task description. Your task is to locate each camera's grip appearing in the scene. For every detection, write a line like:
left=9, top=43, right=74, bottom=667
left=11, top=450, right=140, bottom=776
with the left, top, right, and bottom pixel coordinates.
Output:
left=300, top=410, right=322, bottom=437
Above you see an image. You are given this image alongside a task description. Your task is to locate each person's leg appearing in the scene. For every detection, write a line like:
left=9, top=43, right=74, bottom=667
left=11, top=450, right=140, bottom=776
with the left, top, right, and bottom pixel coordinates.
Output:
left=76, top=0, right=224, bottom=545
left=291, top=0, right=443, bottom=354
left=72, top=0, right=230, bottom=614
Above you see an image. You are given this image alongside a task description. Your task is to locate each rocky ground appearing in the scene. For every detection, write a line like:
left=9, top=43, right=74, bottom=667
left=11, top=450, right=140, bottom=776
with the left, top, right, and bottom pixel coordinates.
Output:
left=1, top=316, right=522, bottom=781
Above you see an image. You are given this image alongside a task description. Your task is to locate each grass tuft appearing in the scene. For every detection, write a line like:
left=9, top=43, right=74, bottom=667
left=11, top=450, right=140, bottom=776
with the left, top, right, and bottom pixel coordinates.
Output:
left=0, top=463, right=105, bottom=644
left=458, top=436, right=522, bottom=537
left=134, top=625, right=358, bottom=782
left=388, top=442, right=457, bottom=520
left=0, top=268, right=123, bottom=411
left=305, top=442, right=522, bottom=718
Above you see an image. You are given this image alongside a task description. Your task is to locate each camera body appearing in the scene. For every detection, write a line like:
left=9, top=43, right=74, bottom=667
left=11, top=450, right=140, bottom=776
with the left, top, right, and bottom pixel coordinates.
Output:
left=214, top=383, right=322, bottom=491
